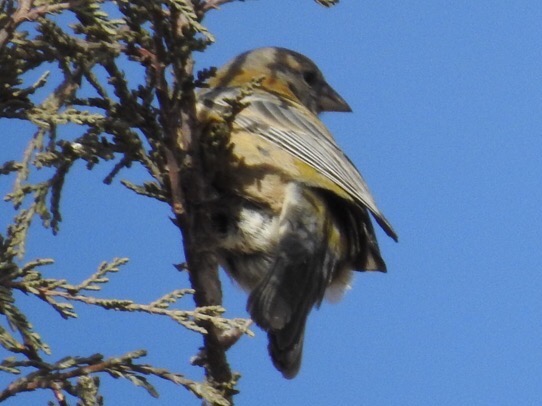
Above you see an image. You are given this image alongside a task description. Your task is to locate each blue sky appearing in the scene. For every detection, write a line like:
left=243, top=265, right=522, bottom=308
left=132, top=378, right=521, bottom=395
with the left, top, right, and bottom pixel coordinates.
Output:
left=1, top=1, right=542, bottom=405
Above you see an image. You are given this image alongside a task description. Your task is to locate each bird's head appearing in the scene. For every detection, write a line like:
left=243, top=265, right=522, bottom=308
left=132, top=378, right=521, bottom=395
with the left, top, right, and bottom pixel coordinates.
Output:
left=208, top=47, right=351, bottom=115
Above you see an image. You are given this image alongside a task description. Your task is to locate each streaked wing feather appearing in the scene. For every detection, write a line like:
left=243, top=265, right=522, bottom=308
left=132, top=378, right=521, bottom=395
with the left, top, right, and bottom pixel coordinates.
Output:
left=199, top=88, right=398, bottom=240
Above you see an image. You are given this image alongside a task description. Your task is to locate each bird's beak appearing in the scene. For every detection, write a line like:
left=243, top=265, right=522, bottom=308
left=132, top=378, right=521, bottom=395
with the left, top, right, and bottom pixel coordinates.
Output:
left=319, top=83, right=352, bottom=112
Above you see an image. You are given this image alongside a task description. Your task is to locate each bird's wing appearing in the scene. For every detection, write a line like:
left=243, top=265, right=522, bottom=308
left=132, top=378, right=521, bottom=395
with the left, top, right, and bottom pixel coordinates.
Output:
left=198, top=88, right=397, bottom=241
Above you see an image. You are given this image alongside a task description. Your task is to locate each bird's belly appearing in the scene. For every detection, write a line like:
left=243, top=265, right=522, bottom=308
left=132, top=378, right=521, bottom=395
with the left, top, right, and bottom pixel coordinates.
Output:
left=221, top=204, right=280, bottom=253
left=217, top=203, right=281, bottom=291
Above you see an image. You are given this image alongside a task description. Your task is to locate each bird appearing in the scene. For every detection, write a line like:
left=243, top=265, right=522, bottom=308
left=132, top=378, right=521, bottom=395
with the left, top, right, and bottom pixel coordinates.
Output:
left=196, top=47, right=397, bottom=379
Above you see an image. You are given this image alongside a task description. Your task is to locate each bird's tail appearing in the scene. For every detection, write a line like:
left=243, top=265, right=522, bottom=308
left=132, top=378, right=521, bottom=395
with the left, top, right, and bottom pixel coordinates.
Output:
left=247, top=237, right=318, bottom=378
left=247, top=185, right=339, bottom=378
left=267, top=315, right=307, bottom=379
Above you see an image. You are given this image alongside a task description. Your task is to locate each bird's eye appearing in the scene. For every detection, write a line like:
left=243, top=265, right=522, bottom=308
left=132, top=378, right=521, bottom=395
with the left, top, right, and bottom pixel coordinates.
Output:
left=302, top=70, right=318, bottom=86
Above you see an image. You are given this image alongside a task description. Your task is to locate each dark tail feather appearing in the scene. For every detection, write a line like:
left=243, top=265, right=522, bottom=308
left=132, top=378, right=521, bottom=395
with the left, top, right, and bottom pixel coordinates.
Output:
left=246, top=234, right=324, bottom=379
left=247, top=252, right=297, bottom=331
left=268, top=321, right=307, bottom=379
left=247, top=231, right=335, bottom=378
left=246, top=187, right=338, bottom=378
